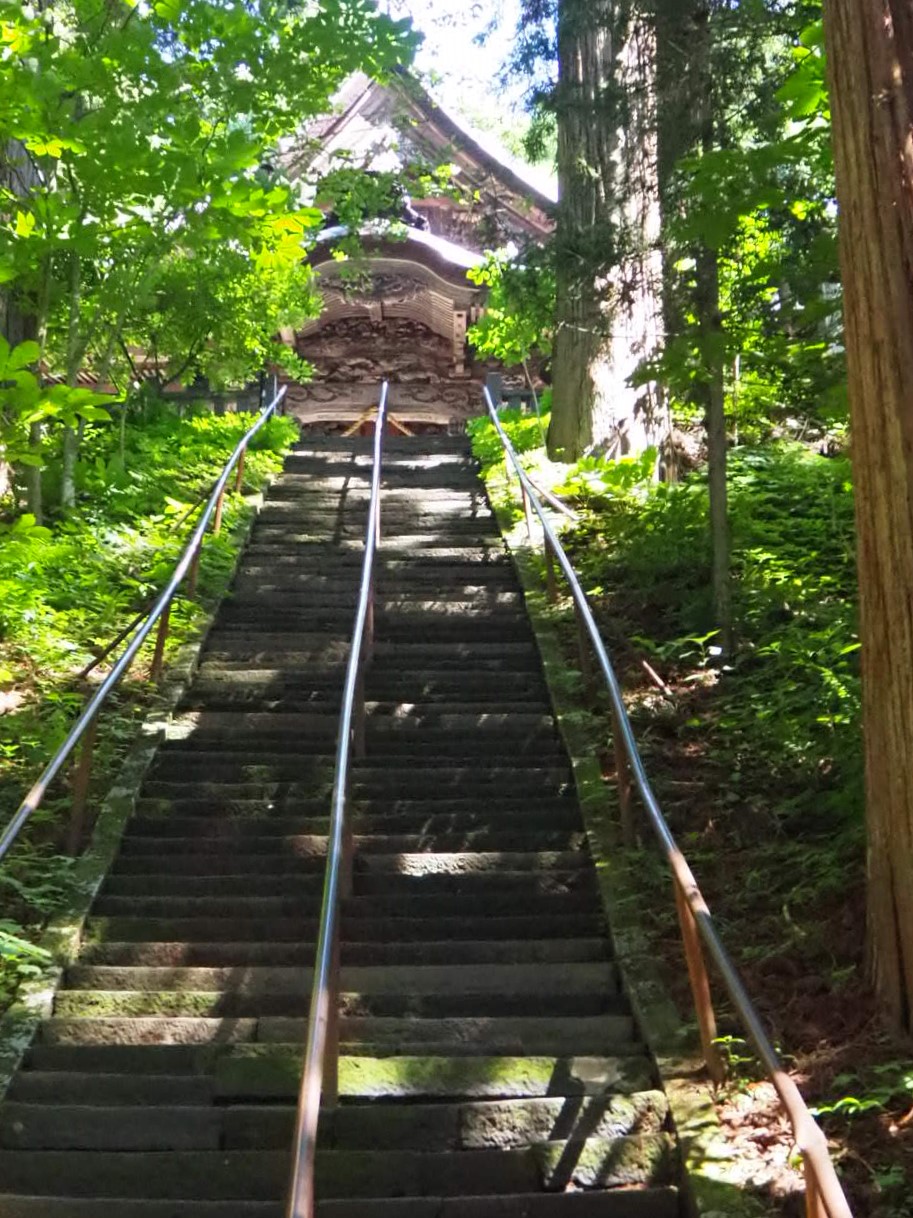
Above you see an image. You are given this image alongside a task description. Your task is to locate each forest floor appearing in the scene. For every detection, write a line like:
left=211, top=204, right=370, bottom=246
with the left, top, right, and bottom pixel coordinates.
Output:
left=470, top=413, right=912, bottom=1218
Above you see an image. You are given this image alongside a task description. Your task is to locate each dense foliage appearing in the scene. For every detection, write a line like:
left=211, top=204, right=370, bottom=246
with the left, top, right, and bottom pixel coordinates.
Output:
left=0, top=0, right=415, bottom=508
left=0, top=400, right=296, bottom=1007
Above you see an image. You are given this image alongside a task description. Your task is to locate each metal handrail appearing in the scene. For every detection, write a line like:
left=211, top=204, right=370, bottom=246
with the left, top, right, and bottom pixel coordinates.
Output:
left=482, top=388, right=851, bottom=1218
left=286, top=381, right=389, bottom=1218
left=0, top=385, right=288, bottom=864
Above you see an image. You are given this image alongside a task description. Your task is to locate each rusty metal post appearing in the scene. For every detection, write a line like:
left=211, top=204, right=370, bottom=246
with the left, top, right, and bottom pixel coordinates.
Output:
left=234, top=446, right=246, bottom=492
left=322, top=911, right=341, bottom=1110
left=673, top=878, right=725, bottom=1083
left=543, top=536, right=558, bottom=603
left=150, top=604, right=171, bottom=684
left=611, top=706, right=636, bottom=846
left=520, top=481, right=534, bottom=539
left=188, top=543, right=202, bottom=599
left=353, top=666, right=366, bottom=760
left=576, top=612, right=595, bottom=705
left=213, top=486, right=226, bottom=537
left=66, top=712, right=99, bottom=856
left=803, top=1164, right=828, bottom=1218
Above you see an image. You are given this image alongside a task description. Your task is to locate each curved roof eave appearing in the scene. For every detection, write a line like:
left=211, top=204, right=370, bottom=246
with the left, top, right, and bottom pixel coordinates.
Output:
left=311, top=224, right=485, bottom=278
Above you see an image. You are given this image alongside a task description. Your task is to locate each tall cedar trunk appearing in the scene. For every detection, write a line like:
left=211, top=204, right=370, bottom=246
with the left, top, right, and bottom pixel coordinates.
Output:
left=696, top=246, right=732, bottom=655
left=549, top=0, right=665, bottom=462
left=823, top=0, right=913, bottom=1030
left=61, top=252, right=82, bottom=511
left=655, top=0, right=732, bottom=651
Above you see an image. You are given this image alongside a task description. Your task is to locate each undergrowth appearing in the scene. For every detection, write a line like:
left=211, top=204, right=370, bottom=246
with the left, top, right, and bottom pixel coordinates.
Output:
left=0, top=402, right=296, bottom=1009
left=469, top=411, right=913, bottom=1215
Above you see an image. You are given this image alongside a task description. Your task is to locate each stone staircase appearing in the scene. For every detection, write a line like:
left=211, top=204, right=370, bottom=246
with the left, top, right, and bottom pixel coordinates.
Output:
left=0, top=435, right=679, bottom=1216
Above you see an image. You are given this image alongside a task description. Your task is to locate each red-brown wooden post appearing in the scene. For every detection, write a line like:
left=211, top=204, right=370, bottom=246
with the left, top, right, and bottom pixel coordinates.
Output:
left=150, top=604, right=171, bottom=684
left=213, top=487, right=226, bottom=537
left=66, top=712, right=99, bottom=856
left=610, top=706, right=635, bottom=846
left=673, top=878, right=725, bottom=1083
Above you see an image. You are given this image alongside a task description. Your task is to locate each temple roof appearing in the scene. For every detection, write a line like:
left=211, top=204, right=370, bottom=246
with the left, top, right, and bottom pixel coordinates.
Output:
left=283, top=71, right=554, bottom=253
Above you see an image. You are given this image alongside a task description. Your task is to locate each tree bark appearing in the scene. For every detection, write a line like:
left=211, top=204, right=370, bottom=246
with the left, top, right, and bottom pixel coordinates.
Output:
left=823, top=0, right=913, bottom=1031
left=696, top=245, right=732, bottom=656
left=549, top=0, right=665, bottom=462
left=61, top=252, right=82, bottom=511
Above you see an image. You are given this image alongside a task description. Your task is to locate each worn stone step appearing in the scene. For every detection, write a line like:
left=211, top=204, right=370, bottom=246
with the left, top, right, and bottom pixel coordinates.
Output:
left=6, top=1071, right=214, bottom=1106
left=0, top=1138, right=674, bottom=1196
left=99, top=871, right=593, bottom=902
left=85, top=911, right=603, bottom=945
left=62, top=961, right=616, bottom=997
left=214, top=1051, right=656, bottom=1102
left=128, top=798, right=582, bottom=830
left=242, top=542, right=508, bottom=562
left=0, top=1190, right=680, bottom=1217
left=90, top=890, right=599, bottom=922
left=185, top=680, right=548, bottom=708
left=200, top=639, right=538, bottom=667
left=46, top=1005, right=635, bottom=1054
left=111, top=850, right=587, bottom=877
left=44, top=997, right=620, bottom=1043
left=148, top=756, right=571, bottom=783
left=78, top=937, right=608, bottom=969
left=0, top=1091, right=667, bottom=1153
left=117, top=830, right=585, bottom=855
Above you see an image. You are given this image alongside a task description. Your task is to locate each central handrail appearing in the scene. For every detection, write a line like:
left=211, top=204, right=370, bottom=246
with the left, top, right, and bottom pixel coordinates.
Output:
left=482, top=388, right=852, bottom=1218
left=286, top=381, right=390, bottom=1218
left=0, top=385, right=288, bottom=864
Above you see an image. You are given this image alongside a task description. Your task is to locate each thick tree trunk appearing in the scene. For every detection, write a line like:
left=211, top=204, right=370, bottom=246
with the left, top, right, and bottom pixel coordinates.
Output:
left=823, top=0, right=913, bottom=1031
left=61, top=253, right=82, bottom=511
left=696, top=245, right=732, bottom=656
left=549, top=0, right=665, bottom=462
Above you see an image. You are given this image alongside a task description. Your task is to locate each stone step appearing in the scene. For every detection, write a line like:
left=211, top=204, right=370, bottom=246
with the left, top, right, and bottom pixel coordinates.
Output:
left=238, top=561, right=517, bottom=583
left=90, top=890, right=599, bottom=922
left=0, top=1189, right=680, bottom=1217
left=0, top=1091, right=667, bottom=1151
left=115, top=832, right=586, bottom=859
left=47, top=1005, right=635, bottom=1053
left=85, top=912, right=603, bottom=945
left=77, top=937, right=608, bottom=968
left=148, top=756, right=572, bottom=783
left=15, top=1050, right=654, bottom=1100
left=241, top=543, right=509, bottom=562
left=200, top=638, right=538, bottom=664
left=129, top=796, right=581, bottom=829
left=62, top=961, right=616, bottom=997
left=98, top=872, right=595, bottom=902
left=110, top=850, right=588, bottom=877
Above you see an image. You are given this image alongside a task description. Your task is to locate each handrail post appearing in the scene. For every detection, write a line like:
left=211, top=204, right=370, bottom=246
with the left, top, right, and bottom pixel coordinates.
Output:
left=520, top=480, right=534, bottom=539
left=353, top=667, right=367, bottom=760
left=213, top=485, right=226, bottom=536
left=322, top=908, right=342, bottom=1110
left=66, top=710, right=98, bottom=856
left=804, top=1164, right=827, bottom=1218
left=576, top=611, right=595, bottom=705
left=235, top=445, right=247, bottom=492
left=188, top=542, right=202, bottom=599
left=150, top=603, right=171, bottom=684
left=543, top=536, right=558, bottom=603
left=673, top=878, right=725, bottom=1083
left=610, top=706, right=636, bottom=846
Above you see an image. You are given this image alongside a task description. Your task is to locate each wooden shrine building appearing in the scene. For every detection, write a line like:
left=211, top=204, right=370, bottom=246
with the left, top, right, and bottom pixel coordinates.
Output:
left=277, top=72, right=554, bottom=432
